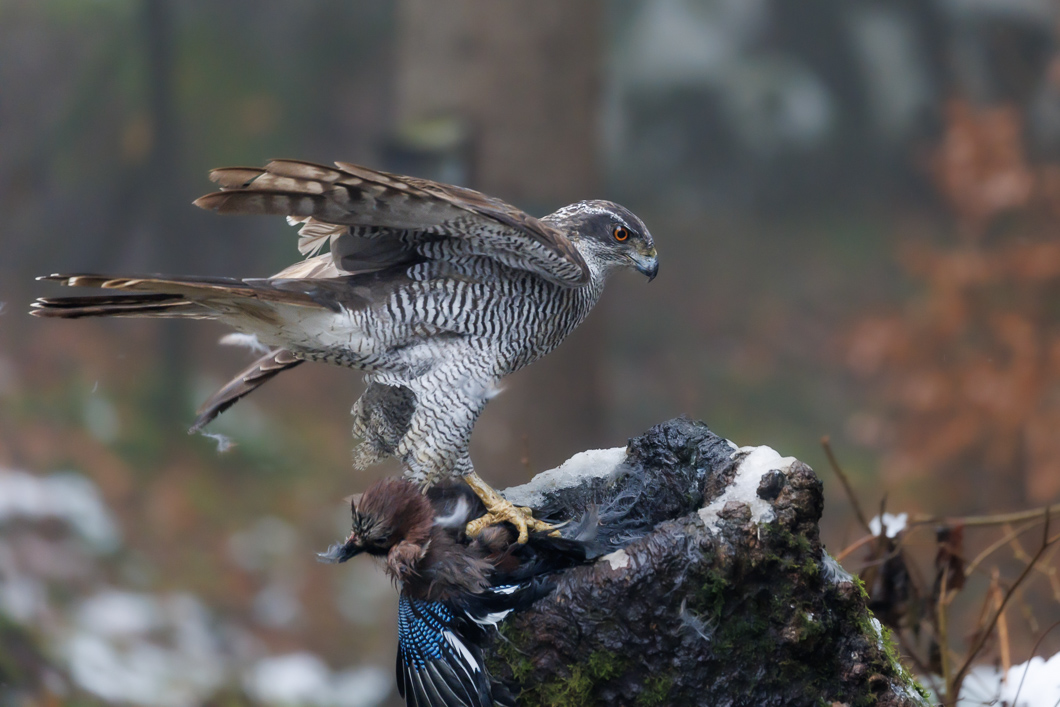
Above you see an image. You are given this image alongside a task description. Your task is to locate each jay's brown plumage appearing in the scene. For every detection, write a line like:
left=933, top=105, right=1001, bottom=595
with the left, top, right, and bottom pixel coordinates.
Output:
left=318, top=477, right=590, bottom=707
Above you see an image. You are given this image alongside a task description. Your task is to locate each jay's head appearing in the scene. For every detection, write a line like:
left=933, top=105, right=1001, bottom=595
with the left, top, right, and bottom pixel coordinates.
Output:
left=318, top=478, right=433, bottom=564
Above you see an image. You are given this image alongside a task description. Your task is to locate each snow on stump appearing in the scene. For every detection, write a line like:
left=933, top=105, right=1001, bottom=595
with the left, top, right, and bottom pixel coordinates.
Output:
left=489, top=417, right=929, bottom=707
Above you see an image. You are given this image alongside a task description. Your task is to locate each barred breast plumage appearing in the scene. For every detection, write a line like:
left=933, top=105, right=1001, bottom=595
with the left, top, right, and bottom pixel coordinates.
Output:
left=32, top=160, right=658, bottom=492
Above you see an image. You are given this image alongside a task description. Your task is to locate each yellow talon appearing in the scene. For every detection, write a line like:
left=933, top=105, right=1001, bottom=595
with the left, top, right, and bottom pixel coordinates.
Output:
left=463, top=471, right=554, bottom=544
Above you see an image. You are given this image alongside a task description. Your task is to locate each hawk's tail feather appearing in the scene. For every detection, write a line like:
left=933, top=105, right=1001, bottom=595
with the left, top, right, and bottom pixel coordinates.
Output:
left=32, top=272, right=328, bottom=313
left=189, top=348, right=304, bottom=433
left=30, top=292, right=211, bottom=319
left=38, top=273, right=260, bottom=297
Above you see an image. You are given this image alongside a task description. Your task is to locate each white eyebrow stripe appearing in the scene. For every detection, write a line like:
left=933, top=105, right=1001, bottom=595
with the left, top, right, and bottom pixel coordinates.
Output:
left=549, top=202, right=623, bottom=221
left=546, top=202, right=645, bottom=239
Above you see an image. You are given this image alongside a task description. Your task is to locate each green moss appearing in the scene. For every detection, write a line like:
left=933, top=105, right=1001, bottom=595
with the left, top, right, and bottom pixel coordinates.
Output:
left=586, top=650, right=625, bottom=681
left=507, top=651, right=630, bottom=706
left=489, top=623, right=535, bottom=683
left=535, top=665, right=594, bottom=707
left=879, top=624, right=900, bottom=666
left=878, top=624, right=931, bottom=701
left=799, top=552, right=822, bottom=579
left=761, top=523, right=817, bottom=576
left=794, top=609, right=826, bottom=644
left=636, top=675, right=674, bottom=706
left=493, top=507, right=932, bottom=706
left=508, top=652, right=536, bottom=683
left=491, top=625, right=618, bottom=706
left=691, top=567, right=729, bottom=617
left=851, top=574, right=870, bottom=600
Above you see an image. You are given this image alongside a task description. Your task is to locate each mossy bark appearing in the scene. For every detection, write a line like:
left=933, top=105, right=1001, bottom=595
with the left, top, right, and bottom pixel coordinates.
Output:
left=486, top=418, right=929, bottom=707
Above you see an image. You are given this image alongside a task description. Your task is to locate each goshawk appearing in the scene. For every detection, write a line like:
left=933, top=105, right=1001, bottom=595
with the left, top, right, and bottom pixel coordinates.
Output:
left=32, top=160, right=658, bottom=540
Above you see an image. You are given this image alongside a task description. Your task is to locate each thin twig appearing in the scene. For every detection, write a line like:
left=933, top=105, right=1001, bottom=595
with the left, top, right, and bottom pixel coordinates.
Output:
left=1018, top=595, right=1040, bottom=635
left=938, top=567, right=953, bottom=703
left=1041, top=538, right=1060, bottom=603
left=843, top=515, right=1048, bottom=583
left=1010, top=618, right=1060, bottom=707
left=964, top=518, right=1045, bottom=579
left=909, top=503, right=1060, bottom=529
left=991, top=568, right=1011, bottom=677
left=952, top=510, right=1054, bottom=692
left=1008, top=524, right=1060, bottom=600
left=821, top=436, right=874, bottom=536
left=1006, top=522, right=1034, bottom=564
left=836, top=533, right=877, bottom=562
left=968, top=573, right=995, bottom=650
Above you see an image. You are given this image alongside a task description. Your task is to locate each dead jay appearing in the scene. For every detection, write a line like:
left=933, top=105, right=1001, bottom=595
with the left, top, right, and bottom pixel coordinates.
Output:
left=318, top=478, right=591, bottom=707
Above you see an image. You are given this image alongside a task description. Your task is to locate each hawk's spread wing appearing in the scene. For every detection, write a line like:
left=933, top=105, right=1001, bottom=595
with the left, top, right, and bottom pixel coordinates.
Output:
left=193, top=160, right=590, bottom=287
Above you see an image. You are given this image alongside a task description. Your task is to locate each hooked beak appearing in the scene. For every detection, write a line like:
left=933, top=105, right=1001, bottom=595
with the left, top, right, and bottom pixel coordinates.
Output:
left=631, top=249, right=659, bottom=282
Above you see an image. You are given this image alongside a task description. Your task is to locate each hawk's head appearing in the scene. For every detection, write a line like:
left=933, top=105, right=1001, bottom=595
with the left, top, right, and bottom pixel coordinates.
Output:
left=546, top=200, right=658, bottom=281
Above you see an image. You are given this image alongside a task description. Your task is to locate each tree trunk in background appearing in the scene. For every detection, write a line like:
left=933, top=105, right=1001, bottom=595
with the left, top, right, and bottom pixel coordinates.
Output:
left=394, top=1, right=608, bottom=483
left=142, top=0, right=189, bottom=427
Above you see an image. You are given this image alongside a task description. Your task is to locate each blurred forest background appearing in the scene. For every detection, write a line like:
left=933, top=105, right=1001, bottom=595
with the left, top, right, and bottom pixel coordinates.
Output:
left=2, top=0, right=1060, bottom=705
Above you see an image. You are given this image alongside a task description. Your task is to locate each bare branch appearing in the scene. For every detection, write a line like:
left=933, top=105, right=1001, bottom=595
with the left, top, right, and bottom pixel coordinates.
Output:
left=821, top=436, right=874, bottom=537
left=1011, top=618, right=1060, bottom=707
left=937, top=567, right=953, bottom=703
left=836, top=533, right=877, bottom=563
left=952, top=510, right=1055, bottom=692
left=964, top=518, right=1045, bottom=578
left=910, top=503, right=1060, bottom=530
left=992, top=568, right=1011, bottom=677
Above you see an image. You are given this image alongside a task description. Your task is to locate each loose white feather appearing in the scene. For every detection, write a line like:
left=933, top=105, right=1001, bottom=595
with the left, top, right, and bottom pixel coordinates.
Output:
left=218, top=333, right=269, bottom=355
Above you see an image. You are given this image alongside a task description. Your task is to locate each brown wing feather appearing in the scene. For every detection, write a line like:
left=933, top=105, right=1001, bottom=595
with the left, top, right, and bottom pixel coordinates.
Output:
left=193, top=160, right=590, bottom=287
left=36, top=273, right=324, bottom=308
left=30, top=293, right=209, bottom=319
left=189, top=349, right=303, bottom=432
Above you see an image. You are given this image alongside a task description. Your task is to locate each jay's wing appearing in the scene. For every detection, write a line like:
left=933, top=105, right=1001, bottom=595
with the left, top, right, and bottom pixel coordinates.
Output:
left=396, top=595, right=492, bottom=707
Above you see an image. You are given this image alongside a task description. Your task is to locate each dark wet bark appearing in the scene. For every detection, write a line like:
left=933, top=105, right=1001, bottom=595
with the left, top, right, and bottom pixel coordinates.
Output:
left=487, top=418, right=929, bottom=707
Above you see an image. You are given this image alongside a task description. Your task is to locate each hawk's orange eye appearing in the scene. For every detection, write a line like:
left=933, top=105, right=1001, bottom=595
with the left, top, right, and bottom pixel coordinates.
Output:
left=613, top=226, right=630, bottom=242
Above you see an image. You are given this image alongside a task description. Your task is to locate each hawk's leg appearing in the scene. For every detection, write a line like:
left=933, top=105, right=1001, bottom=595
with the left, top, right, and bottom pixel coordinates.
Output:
left=463, top=471, right=554, bottom=544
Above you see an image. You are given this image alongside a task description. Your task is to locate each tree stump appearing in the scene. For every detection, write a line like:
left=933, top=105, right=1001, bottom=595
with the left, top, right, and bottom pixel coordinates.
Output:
left=486, top=418, right=929, bottom=707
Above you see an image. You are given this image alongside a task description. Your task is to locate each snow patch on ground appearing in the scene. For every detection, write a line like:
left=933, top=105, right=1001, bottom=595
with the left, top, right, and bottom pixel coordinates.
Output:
left=953, top=651, right=1060, bottom=706
left=244, top=652, right=390, bottom=707
left=0, top=467, right=392, bottom=707
left=698, top=446, right=793, bottom=531
left=0, top=468, right=120, bottom=552
left=602, top=549, right=631, bottom=571
left=869, top=512, right=908, bottom=538
left=869, top=617, right=887, bottom=652
left=503, top=446, right=627, bottom=508
left=64, top=591, right=227, bottom=707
